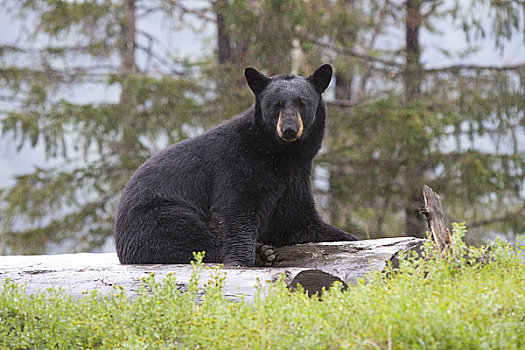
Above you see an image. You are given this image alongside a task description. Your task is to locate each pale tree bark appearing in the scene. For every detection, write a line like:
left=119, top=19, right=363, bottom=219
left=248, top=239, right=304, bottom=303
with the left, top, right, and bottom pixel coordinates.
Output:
left=290, top=38, right=305, bottom=75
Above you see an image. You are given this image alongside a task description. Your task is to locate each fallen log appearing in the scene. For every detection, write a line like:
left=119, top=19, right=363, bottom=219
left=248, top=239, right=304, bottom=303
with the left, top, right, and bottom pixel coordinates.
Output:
left=0, top=237, right=424, bottom=300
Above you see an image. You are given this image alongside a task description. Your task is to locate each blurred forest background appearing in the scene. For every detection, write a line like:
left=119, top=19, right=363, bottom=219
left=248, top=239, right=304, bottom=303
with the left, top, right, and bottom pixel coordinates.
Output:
left=0, top=0, right=524, bottom=254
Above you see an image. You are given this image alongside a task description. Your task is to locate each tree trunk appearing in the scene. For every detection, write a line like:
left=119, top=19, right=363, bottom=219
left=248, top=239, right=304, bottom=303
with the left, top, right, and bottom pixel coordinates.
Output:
left=335, top=70, right=352, bottom=100
left=403, top=0, right=427, bottom=237
left=404, top=0, right=422, bottom=102
left=334, top=0, right=357, bottom=101
left=213, top=0, right=234, bottom=64
left=118, top=0, right=140, bottom=184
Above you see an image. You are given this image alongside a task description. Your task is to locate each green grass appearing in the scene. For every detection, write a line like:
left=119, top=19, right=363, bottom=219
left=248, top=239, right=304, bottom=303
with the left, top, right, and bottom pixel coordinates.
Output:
left=1, top=224, right=524, bottom=349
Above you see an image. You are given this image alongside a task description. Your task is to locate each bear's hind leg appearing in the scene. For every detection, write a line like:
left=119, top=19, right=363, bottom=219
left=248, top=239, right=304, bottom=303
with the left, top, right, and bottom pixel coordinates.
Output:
left=116, top=203, right=219, bottom=264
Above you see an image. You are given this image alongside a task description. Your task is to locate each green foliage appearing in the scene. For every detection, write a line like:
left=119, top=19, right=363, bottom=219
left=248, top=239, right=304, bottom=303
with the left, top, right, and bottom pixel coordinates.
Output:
left=1, top=0, right=524, bottom=252
left=0, top=71, right=207, bottom=253
left=1, top=229, right=524, bottom=349
left=0, top=0, right=213, bottom=253
left=325, top=97, right=440, bottom=236
left=17, top=0, right=116, bottom=41
left=321, top=0, right=525, bottom=239
left=326, top=92, right=525, bottom=239
left=451, top=0, right=525, bottom=49
left=218, top=0, right=327, bottom=73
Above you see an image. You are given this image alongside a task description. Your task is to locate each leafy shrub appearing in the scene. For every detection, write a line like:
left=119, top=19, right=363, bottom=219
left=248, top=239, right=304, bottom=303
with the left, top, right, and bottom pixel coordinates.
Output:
left=1, top=227, right=523, bottom=349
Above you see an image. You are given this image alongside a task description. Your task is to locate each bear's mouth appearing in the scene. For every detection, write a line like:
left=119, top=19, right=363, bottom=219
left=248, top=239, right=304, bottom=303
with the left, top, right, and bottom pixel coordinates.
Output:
left=277, top=110, right=303, bottom=142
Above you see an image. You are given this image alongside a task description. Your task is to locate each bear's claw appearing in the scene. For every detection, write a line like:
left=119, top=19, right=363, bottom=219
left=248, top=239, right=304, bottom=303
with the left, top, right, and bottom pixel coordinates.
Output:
left=256, top=242, right=277, bottom=267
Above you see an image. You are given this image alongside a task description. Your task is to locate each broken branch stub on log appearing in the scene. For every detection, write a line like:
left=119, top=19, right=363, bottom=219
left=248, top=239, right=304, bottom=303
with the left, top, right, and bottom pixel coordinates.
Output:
left=420, top=185, right=452, bottom=255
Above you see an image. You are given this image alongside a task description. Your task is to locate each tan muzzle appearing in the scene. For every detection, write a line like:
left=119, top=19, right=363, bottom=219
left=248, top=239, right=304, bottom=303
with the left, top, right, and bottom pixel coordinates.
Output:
left=277, top=110, right=304, bottom=142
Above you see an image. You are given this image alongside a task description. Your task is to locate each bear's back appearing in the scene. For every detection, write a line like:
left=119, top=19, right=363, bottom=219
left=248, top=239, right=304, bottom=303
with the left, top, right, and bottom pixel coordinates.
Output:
left=120, top=110, right=254, bottom=209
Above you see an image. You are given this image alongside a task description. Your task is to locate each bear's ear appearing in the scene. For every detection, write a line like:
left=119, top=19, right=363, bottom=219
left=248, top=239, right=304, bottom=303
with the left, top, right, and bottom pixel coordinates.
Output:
left=307, top=64, right=333, bottom=93
left=245, top=67, right=270, bottom=95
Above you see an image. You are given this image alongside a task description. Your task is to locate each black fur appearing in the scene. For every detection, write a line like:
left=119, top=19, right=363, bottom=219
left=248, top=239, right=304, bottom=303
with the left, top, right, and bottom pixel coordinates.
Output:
left=114, top=64, right=357, bottom=266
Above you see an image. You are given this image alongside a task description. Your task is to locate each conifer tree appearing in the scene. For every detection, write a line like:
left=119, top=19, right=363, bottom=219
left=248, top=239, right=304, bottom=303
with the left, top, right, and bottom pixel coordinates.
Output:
left=0, top=0, right=206, bottom=253
left=321, top=0, right=525, bottom=241
left=1, top=0, right=524, bottom=253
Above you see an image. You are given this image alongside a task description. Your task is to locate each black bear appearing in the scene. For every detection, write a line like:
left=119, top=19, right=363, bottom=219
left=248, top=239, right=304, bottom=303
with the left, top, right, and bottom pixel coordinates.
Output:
left=114, top=64, right=357, bottom=266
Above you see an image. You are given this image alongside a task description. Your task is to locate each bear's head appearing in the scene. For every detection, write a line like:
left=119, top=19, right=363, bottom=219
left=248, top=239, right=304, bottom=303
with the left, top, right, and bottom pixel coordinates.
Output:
left=245, top=64, right=332, bottom=143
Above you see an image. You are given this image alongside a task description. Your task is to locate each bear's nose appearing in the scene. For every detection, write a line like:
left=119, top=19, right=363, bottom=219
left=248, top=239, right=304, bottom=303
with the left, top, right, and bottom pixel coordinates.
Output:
left=281, top=126, right=298, bottom=140
left=277, top=109, right=303, bottom=142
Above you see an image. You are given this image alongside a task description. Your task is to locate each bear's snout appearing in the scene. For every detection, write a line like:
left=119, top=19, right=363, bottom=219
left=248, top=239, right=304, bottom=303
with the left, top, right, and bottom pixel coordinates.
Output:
left=282, top=125, right=298, bottom=140
left=277, top=110, right=304, bottom=142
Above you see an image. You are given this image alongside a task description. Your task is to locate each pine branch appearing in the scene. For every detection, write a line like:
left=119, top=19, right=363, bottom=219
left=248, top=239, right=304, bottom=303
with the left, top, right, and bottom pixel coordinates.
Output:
left=304, top=38, right=525, bottom=75
left=424, top=63, right=525, bottom=73
left=1, top=192, right=118, bottom=254
left=326, top=99, right=367, bottom=108
left=62, top=64, right=118, bottom=73
left=326, top=89, right=399, bottom=109
left=0, top=44, right=113, bottom=56
left=0, top=66, right=116, bottom=84
left=0, top=95, right=26, bottom=103
left=306, top=34, right=403, bottom=69
left=163, top=0, right=215, bottom=22
left=136, top=31, right=186, bottom=75
left=467, top=209, right=525, bottom=229
left=136, top=5, right=165, bottom=19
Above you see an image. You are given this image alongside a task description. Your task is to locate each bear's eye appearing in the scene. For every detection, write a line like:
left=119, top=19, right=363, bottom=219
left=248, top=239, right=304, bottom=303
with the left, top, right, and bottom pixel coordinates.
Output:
left=294, top=97, right=305, bottom=107
left=276, top=101, right=285, bottom=109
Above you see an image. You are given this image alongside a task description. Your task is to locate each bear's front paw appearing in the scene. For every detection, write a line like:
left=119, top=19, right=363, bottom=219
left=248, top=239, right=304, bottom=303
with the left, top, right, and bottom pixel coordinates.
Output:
left=255, top=242, right=277, bottom=267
